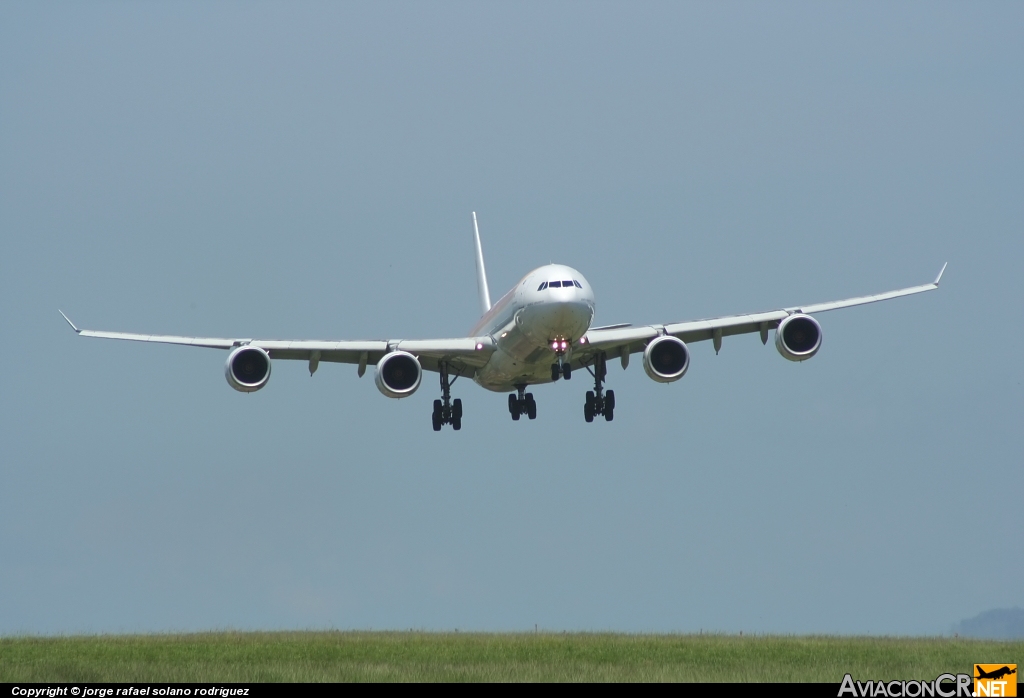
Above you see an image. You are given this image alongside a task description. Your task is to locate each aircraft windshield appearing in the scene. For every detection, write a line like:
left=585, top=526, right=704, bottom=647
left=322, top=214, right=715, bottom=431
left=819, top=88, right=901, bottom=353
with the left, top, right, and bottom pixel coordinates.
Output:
left=539, top=279, right=582, bottom=290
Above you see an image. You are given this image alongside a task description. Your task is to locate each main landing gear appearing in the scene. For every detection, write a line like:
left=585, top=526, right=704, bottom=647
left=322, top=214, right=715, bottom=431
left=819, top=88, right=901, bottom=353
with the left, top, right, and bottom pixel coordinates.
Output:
left=508, top=384, right=537, bottom=421
left=584, top=352, right=614, bottom=423
left=432, top=362, right=462, bottom=431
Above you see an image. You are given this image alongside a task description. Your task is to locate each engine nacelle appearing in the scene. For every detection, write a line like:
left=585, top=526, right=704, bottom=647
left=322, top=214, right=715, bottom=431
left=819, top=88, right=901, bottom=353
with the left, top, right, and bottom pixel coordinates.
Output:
left=643, top=335, right=690, bottom=383
left=775, top=313, right=822, bottom=362
left=225, top=345, right=271, bottom=392
left=374, top=351, right=422, bottom=398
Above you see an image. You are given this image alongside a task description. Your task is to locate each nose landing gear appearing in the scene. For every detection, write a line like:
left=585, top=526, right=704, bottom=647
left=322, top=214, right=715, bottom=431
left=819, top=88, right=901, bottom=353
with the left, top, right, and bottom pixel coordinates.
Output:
left=432, top=362, right=462, bottom=431
left=508, top=384, right=537, bottom=421
left=550, top=339, right=572, bottom=381
left=550, top=363, right=571, bottom=381
left=583, top=352, right=614, bottom=422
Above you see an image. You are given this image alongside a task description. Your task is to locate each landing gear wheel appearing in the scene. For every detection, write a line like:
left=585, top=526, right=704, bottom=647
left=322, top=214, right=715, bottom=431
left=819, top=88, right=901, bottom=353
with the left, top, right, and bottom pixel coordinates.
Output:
left=551, top=363, right=560, bottom=382
left=509, top=392, right=522, bottom=420
left=584, top=353, right=615, bottom=423
left=562, top=363, right=571, bottom=380
left=434, top=362, right=463, bottom=431
left=525, top=393, right=537, bottom=420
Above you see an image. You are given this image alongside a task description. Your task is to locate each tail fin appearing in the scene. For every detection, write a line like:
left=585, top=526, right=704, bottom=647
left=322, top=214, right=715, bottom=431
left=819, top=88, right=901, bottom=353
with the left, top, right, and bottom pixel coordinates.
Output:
left=472, top=212, right=492, bottom=316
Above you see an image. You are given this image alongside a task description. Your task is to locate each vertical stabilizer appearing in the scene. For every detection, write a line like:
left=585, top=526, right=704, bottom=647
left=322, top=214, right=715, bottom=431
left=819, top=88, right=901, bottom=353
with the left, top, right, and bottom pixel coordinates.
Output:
left=472, top=212, right=492, bottom=316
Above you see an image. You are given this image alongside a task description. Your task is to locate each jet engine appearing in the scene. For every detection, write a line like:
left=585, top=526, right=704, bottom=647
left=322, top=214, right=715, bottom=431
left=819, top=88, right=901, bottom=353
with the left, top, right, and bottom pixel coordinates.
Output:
left=775, top=313, right=822, bottom=362
left=643, top=335, right=690, bottom=383
left=225, top=345, right=271, bottom=392
left=375, top=351, right=422, bottom=398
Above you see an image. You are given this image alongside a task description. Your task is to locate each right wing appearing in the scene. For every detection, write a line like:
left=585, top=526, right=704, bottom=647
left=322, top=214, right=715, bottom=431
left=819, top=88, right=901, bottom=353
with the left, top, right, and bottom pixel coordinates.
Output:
left=59, top=312, right=495, bottom=377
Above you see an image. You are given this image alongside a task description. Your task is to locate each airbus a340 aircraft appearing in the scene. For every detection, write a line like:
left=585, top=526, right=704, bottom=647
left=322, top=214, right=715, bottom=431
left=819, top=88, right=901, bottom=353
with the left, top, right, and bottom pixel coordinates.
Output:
left=61, top=213, right=945, bottom=430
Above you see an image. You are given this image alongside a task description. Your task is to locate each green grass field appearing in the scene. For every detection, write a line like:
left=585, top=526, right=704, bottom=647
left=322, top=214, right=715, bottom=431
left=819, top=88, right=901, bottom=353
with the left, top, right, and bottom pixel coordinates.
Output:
left=0, top=632, right=1020, bottom=682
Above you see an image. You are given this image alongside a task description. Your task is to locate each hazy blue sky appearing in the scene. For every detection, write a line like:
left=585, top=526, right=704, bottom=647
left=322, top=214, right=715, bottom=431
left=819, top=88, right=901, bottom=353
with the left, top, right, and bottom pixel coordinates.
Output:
left=1, top=2, right=1021, bottom=636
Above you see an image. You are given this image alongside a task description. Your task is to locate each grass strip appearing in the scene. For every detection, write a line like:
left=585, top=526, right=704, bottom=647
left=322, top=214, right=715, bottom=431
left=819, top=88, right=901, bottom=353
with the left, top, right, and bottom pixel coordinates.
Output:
left=1, top=632, right=1021, bottom=682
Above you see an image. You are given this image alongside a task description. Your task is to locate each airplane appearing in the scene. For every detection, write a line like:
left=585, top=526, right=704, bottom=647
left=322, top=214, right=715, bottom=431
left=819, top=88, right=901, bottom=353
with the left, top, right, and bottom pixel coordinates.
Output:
left=975, top=666, right=1016, bottom=681
left=60, top=213, right=946, bottom=431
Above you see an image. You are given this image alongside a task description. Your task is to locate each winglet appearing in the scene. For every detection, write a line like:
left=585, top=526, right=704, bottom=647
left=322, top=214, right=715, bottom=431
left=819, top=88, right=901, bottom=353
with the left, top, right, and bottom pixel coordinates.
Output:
left=58, top=310, right=81, bottom=333
left=933, top=262, right=948, bottom=286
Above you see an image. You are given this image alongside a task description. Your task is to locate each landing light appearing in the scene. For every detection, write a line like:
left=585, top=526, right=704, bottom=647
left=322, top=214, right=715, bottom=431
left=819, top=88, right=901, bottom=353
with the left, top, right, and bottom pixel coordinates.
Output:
left=475, top=342, right=484, bottom=350
left=551, top=341, right=559, bottom=350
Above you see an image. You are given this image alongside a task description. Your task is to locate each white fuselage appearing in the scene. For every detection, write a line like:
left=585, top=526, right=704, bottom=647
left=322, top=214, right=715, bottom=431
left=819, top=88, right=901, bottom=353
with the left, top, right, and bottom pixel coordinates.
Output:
left=469, top=264, right=595, bottom=392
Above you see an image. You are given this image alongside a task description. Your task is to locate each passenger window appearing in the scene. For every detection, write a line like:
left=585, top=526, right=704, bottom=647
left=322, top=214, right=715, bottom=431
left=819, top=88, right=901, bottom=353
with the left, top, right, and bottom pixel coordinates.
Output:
left=573, top=280, right=583, bottom=288
left=537, top=282, right=547, bottom=291
left=549, top=281, right=561, bottom=287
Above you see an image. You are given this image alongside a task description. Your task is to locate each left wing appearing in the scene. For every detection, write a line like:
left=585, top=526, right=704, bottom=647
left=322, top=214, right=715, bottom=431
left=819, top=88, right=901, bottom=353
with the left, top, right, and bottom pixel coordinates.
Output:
left=578, top=264, right=946, bottom=362
left=58, top=311, right=495, bottom=377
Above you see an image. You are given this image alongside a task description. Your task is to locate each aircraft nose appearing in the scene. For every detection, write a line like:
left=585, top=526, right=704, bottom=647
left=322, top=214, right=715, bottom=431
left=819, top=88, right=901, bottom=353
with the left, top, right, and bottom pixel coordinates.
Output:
left=520, top=298, right=593, bottom=343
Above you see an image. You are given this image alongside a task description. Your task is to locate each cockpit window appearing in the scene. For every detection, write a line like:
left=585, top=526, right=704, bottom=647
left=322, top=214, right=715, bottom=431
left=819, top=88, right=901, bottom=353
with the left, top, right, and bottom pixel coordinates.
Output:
left=540, top=276, right=581, bottom=288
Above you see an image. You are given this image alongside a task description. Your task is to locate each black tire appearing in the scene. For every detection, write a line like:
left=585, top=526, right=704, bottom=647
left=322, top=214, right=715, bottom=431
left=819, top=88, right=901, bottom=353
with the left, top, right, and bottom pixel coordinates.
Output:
left=432, top=411, right=442, bottom=431
left=511, top=407, right=521, bottom=421
left=551, top=363, right=560, bottom=382
left=526, top=394, right=537, bottom=420
left=604, top=405, right=614, bottom=422
left=453, top=398, right=463, bottom=419
left=508, top=394, right=518, bottom=413
left=433, top=399, right=442, bottom=414
left=452, top=416, right=462, bottom=431
left=562, top=363, right=571, bottom=380
left=585, top=390, right=595, bottom=408
left=584, top=402, right=594, bottom=423
left=606, top=390, right=615, bottom=410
